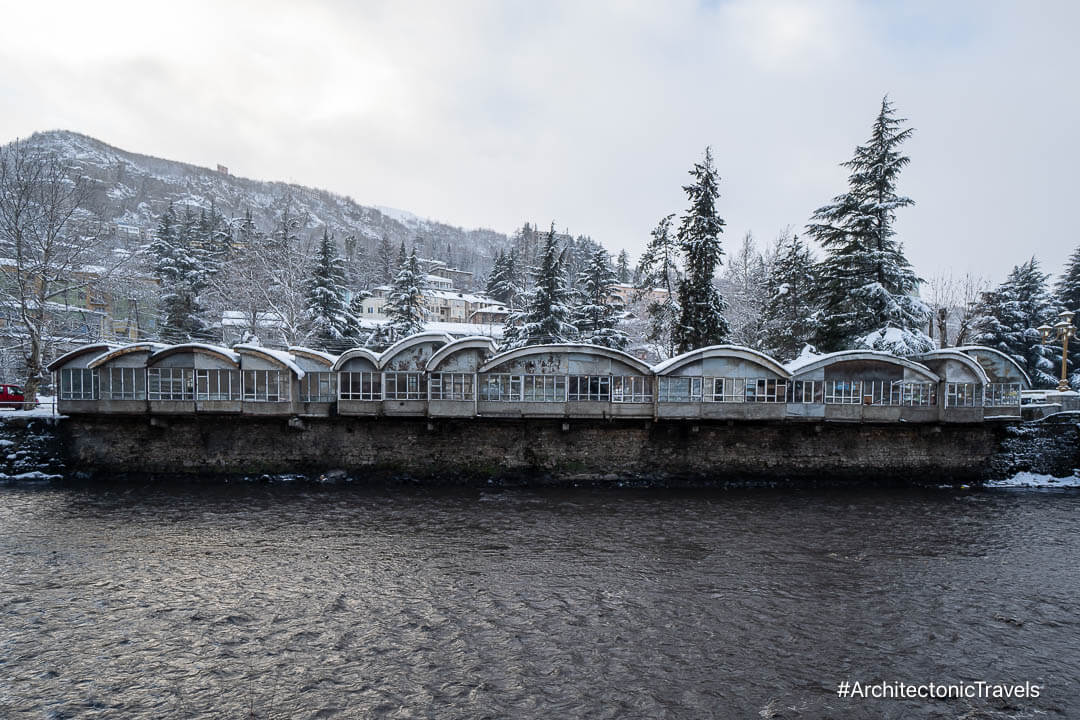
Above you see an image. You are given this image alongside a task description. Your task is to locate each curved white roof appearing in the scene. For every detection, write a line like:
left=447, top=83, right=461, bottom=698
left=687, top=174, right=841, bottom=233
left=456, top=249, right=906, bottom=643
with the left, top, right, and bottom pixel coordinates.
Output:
left=954, top=345, right=1033, bottom=388
left=331, top=347, right=381, bottom=372
left=785, top=350, right=939, bottom=382
left=46, top=343, right=119, bottom=372
left=479, top=344, right=652, bottom=375
left=652, top=345, right=790, bottom=378
left=148, top=343, right=240, bottom=366
left=377, top=332, right=454, bottom=370
left=425, top=336, right=498, bottom=372
left=288, top=346, right=338, bottom=367
left=916, top=349, right=990, bottom=384
left=234, top=344, right=305, bottom=378
left=86, top=342, right=168, bottom=369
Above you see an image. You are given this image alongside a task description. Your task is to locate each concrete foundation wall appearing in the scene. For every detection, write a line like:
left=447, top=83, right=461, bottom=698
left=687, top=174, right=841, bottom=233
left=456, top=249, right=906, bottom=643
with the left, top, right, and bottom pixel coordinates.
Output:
left=58, top=415, right=1021, bottom=485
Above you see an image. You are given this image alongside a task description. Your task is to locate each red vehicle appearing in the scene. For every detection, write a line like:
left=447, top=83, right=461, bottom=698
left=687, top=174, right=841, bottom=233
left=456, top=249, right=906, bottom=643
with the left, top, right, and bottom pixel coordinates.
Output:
left=0, top=384, right=25, bottom=409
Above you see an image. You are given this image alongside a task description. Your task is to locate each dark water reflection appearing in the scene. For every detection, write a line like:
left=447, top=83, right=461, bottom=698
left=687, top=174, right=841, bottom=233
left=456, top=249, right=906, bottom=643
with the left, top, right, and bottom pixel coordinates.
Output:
left=1, top=483, right=1078, bottom=719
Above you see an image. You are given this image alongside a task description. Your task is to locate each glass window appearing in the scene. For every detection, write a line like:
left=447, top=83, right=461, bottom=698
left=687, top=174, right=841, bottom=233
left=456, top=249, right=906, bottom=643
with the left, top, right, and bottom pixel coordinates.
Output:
left=60, top=368, right=99, bottom=400
left=657, top=376, right=703, bottom=403
left=339, top=371, right=381, bottom=400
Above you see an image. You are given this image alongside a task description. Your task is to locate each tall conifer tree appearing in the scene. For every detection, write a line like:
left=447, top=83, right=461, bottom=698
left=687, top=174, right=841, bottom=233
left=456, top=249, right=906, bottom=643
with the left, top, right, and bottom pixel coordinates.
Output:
left=385, top=248, right=428, bottom=338
left=673, top=147, right=729, bottom=353
left=807, top=96, right=930, bottom=355
left=500, top=223, right=578, bottom=350
left=575, top=247, right=628, bottom=349
left=306, top=228, right=353, bottom=349
left=974, top=258, right=1059, bottom=388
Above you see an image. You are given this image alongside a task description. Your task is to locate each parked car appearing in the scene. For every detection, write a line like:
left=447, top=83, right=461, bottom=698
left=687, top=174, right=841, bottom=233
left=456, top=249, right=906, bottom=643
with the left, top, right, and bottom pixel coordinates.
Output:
left=0, top=384, right=25, bottom=409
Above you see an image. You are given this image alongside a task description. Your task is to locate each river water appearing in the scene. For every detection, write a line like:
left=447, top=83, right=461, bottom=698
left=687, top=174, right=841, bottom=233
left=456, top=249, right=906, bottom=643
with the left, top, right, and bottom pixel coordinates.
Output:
left=1, top=483, right=1078, bottom=719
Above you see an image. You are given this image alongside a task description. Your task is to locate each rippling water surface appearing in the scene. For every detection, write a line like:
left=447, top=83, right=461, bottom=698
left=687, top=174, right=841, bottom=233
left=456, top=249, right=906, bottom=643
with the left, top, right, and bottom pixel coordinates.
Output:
left=2, top=483, right=1079, bottom=719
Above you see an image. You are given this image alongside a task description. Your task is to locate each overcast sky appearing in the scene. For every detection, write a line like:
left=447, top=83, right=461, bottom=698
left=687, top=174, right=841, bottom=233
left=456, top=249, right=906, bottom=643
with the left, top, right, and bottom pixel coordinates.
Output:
left=1, top=0, right=1076, bottom=283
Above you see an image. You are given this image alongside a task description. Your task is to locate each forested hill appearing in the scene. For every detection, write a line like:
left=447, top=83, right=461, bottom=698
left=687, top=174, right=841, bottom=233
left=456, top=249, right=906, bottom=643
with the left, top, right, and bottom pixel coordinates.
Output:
left=11, top=130, right=510, bottom=285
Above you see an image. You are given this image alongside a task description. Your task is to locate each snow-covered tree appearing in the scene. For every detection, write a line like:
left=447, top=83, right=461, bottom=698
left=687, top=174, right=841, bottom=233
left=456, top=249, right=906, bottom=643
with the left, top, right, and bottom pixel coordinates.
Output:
left=807, top=96, right=931, bottom=355
left=1056, top=244, right=1080, bottom=388
left=673, top=147, right=729, bottom=353
left=974, top=258, right=1060, bottom=388
left=485, top=249, right=523, bottom=308
left=0, top=139, right=122, bottom=403
left=616, top=249, right=631, bottom=284
left=376, top=235, right=395, bottom=285
left=758, top=230, right=819, bottom=361
left=306, top=228, right=354, bottom=350
left=636, top=213, right=682, bottom=358
left=1058, top=243, right=1080, bottom=313
left=721, top=232, right=768, bottom=348
left=385, top=248, right=428, bottom=337
left=574, top=247, right=628, bottom=349
left=151, top=204, right=212, bottom=343
left=500, top=223, right=579, bottom=350
left=923, top=271, right=989, bottom=348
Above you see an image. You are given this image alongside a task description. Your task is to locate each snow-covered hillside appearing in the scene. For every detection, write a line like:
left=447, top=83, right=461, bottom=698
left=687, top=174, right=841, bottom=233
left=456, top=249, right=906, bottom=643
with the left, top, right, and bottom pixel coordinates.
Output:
left=13, top=130, right=509, bottom=282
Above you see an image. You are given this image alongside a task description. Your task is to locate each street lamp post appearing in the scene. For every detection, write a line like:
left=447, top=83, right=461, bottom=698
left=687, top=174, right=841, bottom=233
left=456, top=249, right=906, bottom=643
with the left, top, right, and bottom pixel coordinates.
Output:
left=1039, top=310, right=1076, bottom=392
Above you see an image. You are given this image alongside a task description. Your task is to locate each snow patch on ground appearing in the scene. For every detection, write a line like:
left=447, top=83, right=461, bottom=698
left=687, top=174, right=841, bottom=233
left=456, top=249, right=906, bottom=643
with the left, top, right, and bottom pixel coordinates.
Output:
left=988, top=471, right=1080, bottom=488
left=0, top=396, right=59, bottom=418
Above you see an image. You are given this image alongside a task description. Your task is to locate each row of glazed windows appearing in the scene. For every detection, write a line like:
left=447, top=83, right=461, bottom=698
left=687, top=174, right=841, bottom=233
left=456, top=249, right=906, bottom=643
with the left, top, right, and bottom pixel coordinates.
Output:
left=59, top=368, right=292, bottom=402
left=57, top=369, right=1025, bottom=408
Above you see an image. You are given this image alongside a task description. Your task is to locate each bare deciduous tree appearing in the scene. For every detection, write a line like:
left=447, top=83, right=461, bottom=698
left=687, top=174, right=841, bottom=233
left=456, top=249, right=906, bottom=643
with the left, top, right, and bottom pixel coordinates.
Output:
left=0, top=140, right=122, bottom=404
left=923, top=271, right=989, bottom=348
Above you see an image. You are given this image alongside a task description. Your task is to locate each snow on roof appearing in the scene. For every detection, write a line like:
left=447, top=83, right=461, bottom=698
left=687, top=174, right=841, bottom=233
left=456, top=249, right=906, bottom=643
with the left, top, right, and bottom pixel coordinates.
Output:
left=426, top=288, right=493, bottom=304
left=356, top=319, right=503, bottom=338
left=149, top=343, right=241, bottom=365
left=287, top=346, right=338, bottom=366
left=651, top=345, right=791, bottom=378
left=234, top=344, right=305, bottom=378
left=221, top=310, right=285, bottom=327
left=784, top=349, right=939, bottom=381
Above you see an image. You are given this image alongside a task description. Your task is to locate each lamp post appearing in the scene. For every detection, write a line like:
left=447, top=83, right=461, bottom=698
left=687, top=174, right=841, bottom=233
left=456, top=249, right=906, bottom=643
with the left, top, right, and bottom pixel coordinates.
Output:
left=1039, top=310, right=1076, bottom=392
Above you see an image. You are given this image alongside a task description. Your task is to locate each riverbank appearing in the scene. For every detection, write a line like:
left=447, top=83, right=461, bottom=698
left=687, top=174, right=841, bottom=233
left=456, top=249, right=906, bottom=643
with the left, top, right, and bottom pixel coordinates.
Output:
left=0, top=412, right=1075, bottom=487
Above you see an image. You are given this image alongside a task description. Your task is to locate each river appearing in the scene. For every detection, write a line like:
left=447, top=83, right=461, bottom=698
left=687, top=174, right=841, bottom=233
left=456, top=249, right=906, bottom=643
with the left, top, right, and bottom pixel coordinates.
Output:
left=1, top=483, right=1078, bottom=718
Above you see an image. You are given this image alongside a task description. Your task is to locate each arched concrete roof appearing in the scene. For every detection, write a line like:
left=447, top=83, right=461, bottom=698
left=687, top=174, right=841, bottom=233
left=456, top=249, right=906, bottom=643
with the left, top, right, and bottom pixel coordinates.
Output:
left=377, top=332, right=454, bottom=370
left=785, top=350, right=939, bottom=383
left=425, top=336, right=498, bottom=372
left=479, top=344, right=653, bottom=375
left=46, top=343, right=118, bottom=372
left=954, top=345, right=1033, bottom=389
left=916, top=349, right=990, bottom=384
left=331, top=347, right=380, bottom=372
left=86, top=342, right=167, bottom=369
left=652, top=345, right=791, bottom=379
left=234, top=345, right=305, bottom=378
left=288, top=346, right=337, bottom=368
left=148, top=343, right=240, bottom=367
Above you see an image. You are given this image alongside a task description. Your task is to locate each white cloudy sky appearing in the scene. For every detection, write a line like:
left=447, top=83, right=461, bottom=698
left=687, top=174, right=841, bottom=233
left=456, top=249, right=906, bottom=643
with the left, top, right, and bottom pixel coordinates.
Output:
left=0, top=0, right=1076, bottom=282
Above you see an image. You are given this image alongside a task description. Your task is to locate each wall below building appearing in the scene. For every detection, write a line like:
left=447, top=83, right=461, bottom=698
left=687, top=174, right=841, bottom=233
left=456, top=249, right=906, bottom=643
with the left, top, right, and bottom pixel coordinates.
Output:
left=55, top=415, right=1040, bottom=486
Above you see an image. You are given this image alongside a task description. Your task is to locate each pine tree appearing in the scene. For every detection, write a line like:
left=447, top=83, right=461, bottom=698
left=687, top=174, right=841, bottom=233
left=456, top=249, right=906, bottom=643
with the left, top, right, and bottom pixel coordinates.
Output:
left=150, top=203, right=211, bottom=343
left=759, top=231, right=820, bottom=361
left=807, top=96, right=930, bottom=355
left=306, top=228, right=353, bottom=349
left=636, top=214, right=682, bottom=358
left=1059, top=243, right=1080, bottom=313
left=1056, top=243, right=1080, bottom=388
left=376, top=235, right=395, bottom=285
left=974, top=258, right=1060, bottom=388
left=385, top=249, right=429, bottom=337
left=673, top=147, right=729, bottom=353
left=575, top=247, right=629, bottom=349
left=485, top=249, right=523, bottom=307
left=615, top=250, right=631, bottom=284
left=500, top=223, right=579, bottom=350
